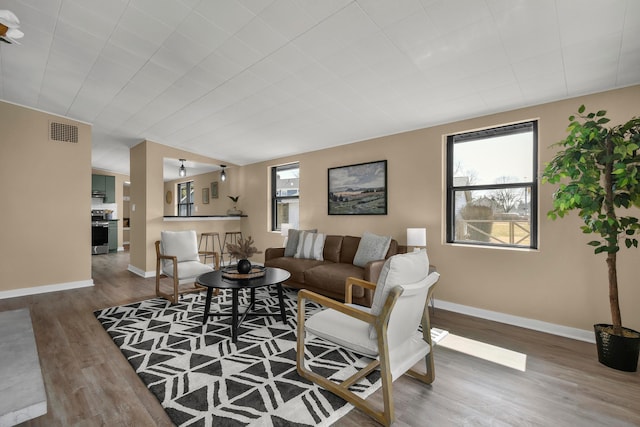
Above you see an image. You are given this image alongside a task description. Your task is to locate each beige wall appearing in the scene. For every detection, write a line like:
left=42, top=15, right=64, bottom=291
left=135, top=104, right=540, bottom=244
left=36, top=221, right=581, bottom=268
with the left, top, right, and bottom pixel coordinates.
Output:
left=129, top=140, right=241, bottom=275
left=240, top=85, right=640, bottom=333
left=163, top=170, right=237, bottom=217
left=0, top=101, right=92, bottom=294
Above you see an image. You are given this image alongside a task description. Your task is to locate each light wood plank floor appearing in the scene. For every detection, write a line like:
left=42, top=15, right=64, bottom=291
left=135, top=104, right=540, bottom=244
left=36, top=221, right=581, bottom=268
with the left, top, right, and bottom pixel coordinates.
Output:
left=1, top=251, right=638, bottom=426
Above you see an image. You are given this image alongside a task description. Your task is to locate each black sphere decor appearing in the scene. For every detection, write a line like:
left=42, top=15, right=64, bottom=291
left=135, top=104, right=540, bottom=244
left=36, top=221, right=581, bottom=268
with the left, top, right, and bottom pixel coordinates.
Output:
left=594, top=324, right=640, bottom=372
left=237, top=259, right=252, bottom=274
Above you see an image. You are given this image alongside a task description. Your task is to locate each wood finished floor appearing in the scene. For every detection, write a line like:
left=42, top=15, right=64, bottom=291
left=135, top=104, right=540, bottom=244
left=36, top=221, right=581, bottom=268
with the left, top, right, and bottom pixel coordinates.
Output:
left=1, top=251, right=639, bottom=426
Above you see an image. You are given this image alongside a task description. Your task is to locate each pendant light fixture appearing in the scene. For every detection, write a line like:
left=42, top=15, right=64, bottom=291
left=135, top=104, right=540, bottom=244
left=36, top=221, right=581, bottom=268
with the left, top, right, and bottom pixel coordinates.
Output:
left=0, top=10, right=24, bottom=44
left=220, top=164, right=227, bottom=182
left=178, top=159, right=186, bottom=177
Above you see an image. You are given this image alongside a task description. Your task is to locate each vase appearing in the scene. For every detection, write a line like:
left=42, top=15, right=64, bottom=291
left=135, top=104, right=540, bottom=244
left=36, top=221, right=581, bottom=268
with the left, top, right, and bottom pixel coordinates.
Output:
left=594, top=323, right=640, bottom=372
left=237, top=259, right=252, bottom=274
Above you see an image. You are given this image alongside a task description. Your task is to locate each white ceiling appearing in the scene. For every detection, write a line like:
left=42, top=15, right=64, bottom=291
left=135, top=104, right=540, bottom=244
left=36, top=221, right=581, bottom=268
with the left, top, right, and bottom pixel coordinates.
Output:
left=1, top=0, right=639, bottom=177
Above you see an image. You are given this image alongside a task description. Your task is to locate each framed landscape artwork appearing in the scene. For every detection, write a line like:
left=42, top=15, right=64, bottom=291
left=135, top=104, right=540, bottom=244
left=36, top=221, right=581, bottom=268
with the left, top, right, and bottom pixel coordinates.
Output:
left=328, top=160, right=387, bottom=215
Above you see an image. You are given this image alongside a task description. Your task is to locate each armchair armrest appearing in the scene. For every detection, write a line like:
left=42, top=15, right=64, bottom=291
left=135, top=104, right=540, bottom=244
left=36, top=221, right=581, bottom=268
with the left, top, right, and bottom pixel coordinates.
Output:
left=344, top=277, right=376, bottom=304
left=298, top=289, right=375, bottom=324
left=265, top=247, right=285, bottom=261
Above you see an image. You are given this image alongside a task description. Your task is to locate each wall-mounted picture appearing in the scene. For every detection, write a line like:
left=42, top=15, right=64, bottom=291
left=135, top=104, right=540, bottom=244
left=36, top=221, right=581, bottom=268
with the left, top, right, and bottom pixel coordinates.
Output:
left=211, top=181, right=219, bottom=199
left=202, top=188, right=209, bottom=204
left=328, top=160, right=387, bottom=215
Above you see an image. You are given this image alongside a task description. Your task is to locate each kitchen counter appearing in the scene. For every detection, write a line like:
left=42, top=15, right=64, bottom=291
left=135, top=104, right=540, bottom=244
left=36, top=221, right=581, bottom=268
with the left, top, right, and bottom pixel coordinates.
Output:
left=163, top=215, right=246, bottom=222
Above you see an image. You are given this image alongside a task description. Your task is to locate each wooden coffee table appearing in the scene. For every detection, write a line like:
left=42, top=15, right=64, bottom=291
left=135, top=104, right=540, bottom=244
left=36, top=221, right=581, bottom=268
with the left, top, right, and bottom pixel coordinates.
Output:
left=196, top=267, right=291, bottom=343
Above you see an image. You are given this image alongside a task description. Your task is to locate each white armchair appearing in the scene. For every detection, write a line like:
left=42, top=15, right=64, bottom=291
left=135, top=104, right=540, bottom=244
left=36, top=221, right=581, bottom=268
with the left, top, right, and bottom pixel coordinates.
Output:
left=155, top=230, right=220, bottom=304
left=296, top=250, right=439, bottom=426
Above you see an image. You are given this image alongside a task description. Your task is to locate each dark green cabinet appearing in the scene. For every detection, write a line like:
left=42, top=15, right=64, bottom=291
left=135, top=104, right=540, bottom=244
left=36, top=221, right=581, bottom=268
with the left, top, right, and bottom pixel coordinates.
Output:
left=92, top=174, right=115, bottom=202
left=108, top=220, right=118, bottom=252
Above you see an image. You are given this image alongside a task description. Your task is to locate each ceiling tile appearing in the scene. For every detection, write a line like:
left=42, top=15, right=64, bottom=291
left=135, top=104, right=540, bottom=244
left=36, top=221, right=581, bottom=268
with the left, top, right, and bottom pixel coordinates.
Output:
left=356, top=0, right=424, bottom=28
left=259, top=0, right=318, bottom=40
left=0, top=0, right=638, bottom=175
left=118, top=5, right=173, bottom=45
left=130, top=0, right=192, bottom=28
left=195, top=1, right=256, bottom=35
left=235, top=17, right=289, bottom=57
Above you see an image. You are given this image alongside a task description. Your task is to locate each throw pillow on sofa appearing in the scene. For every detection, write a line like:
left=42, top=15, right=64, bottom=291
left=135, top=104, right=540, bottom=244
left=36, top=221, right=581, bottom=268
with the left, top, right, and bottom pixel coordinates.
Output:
left=353, top=231, right=392, bottom=267
left=294, top=231, right=326, bottom=260
left=284, top=228, right=317, bottom=257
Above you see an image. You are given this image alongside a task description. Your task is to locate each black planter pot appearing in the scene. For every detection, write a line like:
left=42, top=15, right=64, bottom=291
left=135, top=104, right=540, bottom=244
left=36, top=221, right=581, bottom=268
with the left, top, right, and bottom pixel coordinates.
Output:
left=594, top=324, right=640, bottom=372
left=237, top=259, right=252, bottom=274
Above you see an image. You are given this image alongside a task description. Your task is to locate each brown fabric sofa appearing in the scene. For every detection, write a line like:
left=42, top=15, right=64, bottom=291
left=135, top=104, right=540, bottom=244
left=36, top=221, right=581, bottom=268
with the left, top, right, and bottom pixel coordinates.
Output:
left=264, top=235, right=400, bottom=307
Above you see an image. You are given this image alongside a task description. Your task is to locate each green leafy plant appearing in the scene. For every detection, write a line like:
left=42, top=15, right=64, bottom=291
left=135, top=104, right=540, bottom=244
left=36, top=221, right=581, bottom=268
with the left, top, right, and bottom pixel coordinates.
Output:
left=228, top=195, right=239, bottom=204
left=542, top=105, right=640, bottom=335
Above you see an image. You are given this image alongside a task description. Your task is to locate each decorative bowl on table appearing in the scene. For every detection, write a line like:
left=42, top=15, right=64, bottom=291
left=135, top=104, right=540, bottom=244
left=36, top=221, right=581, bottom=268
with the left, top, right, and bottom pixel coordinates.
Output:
left=221, top=265, right=266, bottom=280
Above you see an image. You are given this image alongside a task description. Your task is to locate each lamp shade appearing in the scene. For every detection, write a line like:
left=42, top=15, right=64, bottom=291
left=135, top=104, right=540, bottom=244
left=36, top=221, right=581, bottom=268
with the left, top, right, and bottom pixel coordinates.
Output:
left=407, top=228, right=427, bottom=247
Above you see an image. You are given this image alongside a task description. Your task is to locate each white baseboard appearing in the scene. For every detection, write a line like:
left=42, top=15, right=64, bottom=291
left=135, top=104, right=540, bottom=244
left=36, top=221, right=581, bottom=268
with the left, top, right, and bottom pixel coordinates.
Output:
left=434, top=299, right=595, bottom=343
left=0, top=280, right=94, bottom=300
left=127, top=264, right=155, bottom=278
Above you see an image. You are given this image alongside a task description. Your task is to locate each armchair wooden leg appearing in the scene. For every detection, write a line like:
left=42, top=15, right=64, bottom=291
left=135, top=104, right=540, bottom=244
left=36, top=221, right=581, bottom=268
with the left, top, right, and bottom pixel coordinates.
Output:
left=296, top=296, right=395, bottom=427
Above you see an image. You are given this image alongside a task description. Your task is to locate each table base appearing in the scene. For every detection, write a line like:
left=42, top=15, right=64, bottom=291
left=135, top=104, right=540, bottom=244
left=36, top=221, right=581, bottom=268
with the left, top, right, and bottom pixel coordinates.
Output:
left=202, top=285, right=287, bottom=343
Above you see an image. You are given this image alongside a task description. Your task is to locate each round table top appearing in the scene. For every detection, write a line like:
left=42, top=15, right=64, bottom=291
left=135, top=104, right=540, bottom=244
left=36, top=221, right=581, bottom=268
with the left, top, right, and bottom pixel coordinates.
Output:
left=196, top=267, right=290, bottom=290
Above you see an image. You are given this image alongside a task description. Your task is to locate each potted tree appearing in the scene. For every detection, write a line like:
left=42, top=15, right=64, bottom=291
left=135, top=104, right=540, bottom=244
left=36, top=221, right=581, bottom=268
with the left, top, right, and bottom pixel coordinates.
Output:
left=542, top=105, right=640, bottom=372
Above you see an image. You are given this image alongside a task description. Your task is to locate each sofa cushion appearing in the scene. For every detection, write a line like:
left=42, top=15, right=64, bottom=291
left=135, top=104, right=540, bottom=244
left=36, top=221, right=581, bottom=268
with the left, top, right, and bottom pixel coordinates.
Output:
left=265, top=257, right=327, bottom=284
left=295, top=231, right=326, bottom=260
left=340, top=236, right=361, bottom=264
left=353, top=231, right=392, bottom=267
left=322, top=235, right=343, bottom=263
left=305, top=263, right=366, bottom=298
left=284, top=228, right=317, bottom=257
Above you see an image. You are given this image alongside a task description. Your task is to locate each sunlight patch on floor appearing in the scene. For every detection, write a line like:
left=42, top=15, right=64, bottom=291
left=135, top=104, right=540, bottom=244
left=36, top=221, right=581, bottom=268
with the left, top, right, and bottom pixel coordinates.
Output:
left=438, top=333, right=527, bottom=372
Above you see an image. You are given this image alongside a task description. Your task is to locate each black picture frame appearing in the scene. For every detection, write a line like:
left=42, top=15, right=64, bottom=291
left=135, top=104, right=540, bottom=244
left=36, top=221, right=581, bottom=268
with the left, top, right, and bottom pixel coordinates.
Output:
left=328, top=160, right=387, bottom=215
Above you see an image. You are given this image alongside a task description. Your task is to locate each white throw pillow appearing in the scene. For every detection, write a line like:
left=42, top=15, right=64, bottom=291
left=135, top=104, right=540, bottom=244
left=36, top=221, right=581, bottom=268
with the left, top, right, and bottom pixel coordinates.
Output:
left=284, top=228, right=317, bottom=257
left=353, top=231, right=392, bottom=267
left=369, top=249, right=430, bottom=338
left=294, top=231, right=326, bottom=260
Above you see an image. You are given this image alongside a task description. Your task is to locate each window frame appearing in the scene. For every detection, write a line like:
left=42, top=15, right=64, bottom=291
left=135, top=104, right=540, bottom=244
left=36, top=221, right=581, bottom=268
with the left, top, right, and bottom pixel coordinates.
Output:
left=177, top=181, right=194, bottom=217
left=446, top=121, right=538, bottom=249
left=271, top=162, right=299, bottom=232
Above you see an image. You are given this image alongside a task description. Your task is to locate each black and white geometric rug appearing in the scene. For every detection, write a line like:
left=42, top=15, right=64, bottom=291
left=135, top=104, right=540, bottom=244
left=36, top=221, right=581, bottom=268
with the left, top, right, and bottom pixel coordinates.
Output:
left=94, top=287, right=382, bottom=426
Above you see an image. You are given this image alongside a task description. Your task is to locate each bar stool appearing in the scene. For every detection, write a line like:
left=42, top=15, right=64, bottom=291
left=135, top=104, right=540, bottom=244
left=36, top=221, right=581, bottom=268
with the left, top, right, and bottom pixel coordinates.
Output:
left=222, top=231, right=243, bottom=265
left=199, top=232, right=222, bottom=268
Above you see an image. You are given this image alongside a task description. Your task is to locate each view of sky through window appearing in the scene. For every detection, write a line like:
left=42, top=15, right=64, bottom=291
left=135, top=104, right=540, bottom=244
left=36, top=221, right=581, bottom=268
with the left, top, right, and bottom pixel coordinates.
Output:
left=453, top=133, right=534, bottom=185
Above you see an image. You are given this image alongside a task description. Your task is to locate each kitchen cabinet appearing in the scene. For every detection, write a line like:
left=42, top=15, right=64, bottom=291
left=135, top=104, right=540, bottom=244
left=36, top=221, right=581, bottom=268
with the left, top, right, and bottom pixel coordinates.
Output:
left=92, top=174, right=116, bottom=203
left=108, top=220, right=118, bottom=252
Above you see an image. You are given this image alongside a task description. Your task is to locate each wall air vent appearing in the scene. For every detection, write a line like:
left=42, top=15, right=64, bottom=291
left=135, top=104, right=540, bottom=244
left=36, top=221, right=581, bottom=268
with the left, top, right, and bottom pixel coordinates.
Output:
left=49, top=121, right=78, bottom=143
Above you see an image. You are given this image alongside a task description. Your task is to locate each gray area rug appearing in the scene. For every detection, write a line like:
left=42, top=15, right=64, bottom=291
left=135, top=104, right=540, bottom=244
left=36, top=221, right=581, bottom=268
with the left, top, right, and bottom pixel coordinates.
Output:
left=94, top=287, right=382, bottom=426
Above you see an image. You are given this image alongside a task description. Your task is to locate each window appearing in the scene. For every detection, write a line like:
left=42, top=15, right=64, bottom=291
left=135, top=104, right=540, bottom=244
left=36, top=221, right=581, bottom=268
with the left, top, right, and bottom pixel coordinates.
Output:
left=177, top=181, right=194, bottom=216
left=446, top=121, right=538, bottom=248
left=272, top=163, right=299, bottom=231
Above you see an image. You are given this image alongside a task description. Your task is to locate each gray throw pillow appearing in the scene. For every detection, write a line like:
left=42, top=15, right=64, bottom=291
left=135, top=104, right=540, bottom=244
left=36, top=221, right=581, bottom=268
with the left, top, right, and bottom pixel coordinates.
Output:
left=284, top=228, right=317, bottom=257
left=353, top=231, right=392, bottom=267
